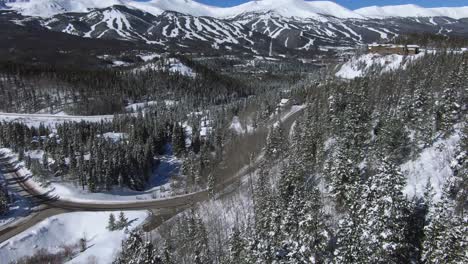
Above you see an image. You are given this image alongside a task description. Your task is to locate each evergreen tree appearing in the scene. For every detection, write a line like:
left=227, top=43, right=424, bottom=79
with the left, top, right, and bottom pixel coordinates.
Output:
left=422, top=194, right=468, bottom=264
left=329, top=147, right=361, bottom=210
left=228, top=227, right=247, bottom=263
left=207, top=173, right=216, bottom=198
left=0, top=187, right=9, bottom=216
left=265, top=122, right=287, bottom=161
left=118, top=212, right=128, bottom=229
left=162, top=239, right=174, bottom=264
left=448, top=122, right=467, bottom=215
left=336, top=159, right=411, bottom=264
left=107, top=213, right=117, bottom=231
left=437, top=81, right=461, bottom=134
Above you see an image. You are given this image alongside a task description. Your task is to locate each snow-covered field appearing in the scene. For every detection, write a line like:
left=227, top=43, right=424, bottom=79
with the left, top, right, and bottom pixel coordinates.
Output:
left=125, top=101, right=158, bottom=112
left=335, top=52, right=425, bottom=79
left=134, top=58, right=196, bottom=78
left=0, top=211, right=148, bottom=264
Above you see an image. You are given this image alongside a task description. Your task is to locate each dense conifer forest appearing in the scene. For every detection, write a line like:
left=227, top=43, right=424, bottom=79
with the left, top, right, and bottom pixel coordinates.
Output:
left=110, top=52, right=467, bottom=264
left=0, top=31, right=466, bottom=263
left=1, top=0, right=468, bottom=262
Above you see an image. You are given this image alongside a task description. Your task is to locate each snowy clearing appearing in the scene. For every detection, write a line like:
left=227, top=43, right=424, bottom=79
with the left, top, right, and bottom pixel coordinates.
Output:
left=134, top=58, right=196, bottom=78
left=335, top=52, right=425, bottom=79
left=125, top=101, right=158, bottom=112
left=0, top=211, right=148, bottom=264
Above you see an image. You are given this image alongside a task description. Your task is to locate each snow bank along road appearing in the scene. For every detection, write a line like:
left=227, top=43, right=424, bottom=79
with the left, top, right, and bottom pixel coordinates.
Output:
left=0, top=106, right=305, bottom=243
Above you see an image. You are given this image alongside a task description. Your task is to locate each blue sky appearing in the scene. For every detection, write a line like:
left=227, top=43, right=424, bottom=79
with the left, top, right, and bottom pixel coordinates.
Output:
left=137, top=1, right=468, bottom=9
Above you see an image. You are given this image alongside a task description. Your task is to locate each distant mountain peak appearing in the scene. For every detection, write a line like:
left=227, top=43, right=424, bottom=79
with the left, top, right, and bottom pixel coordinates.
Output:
left=355, top=4, right=468, bottom=19
left=2, top=0, right=468, bottom=20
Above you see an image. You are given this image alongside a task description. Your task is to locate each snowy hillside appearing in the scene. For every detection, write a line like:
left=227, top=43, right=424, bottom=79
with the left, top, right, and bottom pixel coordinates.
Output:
left=207, top=0, right=363, bottom=19
left=403, top=132, right=461, bottom=201
left=127, top=0, right=223, bottom=17
left=335, top=52, right=425, bottom=79
left=4, top=0, right=126, bottom=17
left=356, top=4, right=468, bottom=19
left=0, top=211, right=148, bottom=263
left=5, top=0, right=468, bottom=19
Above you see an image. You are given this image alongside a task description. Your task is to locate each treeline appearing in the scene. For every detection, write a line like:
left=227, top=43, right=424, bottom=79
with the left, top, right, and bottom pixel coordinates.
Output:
left=114, top=52, right=467, bottom=263
left=0, top=106, right=223, bottom=192
left=392, top=33, right=468, bottom=49
left=0, top=56, right=257, bottom=115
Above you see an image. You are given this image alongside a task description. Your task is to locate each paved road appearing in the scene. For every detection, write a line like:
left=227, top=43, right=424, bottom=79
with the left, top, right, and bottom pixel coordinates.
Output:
left=0, top=106, right=305, bottom=243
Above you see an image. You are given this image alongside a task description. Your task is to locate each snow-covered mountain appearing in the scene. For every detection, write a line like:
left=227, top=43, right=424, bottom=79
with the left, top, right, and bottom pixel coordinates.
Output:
left=3, top=0, right=126, bottom=17
left=4, top=0, right=468, bottom=19
left=1, top=0, right=468, bottom=57
left=355, top=4, right=468, bottom=19
left=32, top=5, right=282, bottom=55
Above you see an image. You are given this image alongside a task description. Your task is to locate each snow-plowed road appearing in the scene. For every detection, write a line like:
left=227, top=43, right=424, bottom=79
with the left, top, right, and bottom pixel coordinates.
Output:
left=0, top=106, right=304, bottom=243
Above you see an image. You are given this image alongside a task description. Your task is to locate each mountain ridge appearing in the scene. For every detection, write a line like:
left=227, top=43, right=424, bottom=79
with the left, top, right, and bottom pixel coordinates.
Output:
left=3, top=0, right=468, bottom=19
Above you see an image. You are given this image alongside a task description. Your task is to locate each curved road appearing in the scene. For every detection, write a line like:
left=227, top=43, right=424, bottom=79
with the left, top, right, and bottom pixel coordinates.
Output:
left=0, top=106, right=304, bottom=243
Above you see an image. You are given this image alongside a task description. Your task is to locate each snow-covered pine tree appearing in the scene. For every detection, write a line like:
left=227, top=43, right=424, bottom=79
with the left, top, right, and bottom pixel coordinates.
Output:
left=337, top=158, right=411, bottom=263
left=162, top=239, right=174, bottom=264
left=265, top=121, right=287, bottom=161
left=360, top=158, right=411, bottom=263
left=335, top=183, right=367, bottom=264
left=448, top=121, right=467, bottom=215
left=227, top=227, right=247, bottom=263
left=0, top=186, right=9, bottom=216
left=253, top=161, right=272, bottom=239
left=422, top=193, right=468, bottom=264
left=374, top=117, right=411, bottom=164
left=329, top=147, right=361, bottom=211
left=172, top=123, right=186, bottom=156
left=117, top=212, right=128, bottom=229
left=107, top=213, right=116, bottom=231
left=411, top=78, right=435, bottom=148
left=295, top=185, right=330, bottom=263
left=207, top=173, right=215, bottom=198
left=186, top=210, right=211, bottom=264
left=437, top=72, right=461, bottom=135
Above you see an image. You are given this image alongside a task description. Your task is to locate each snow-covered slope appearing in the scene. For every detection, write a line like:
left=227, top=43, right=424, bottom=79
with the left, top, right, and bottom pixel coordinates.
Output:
left=127, top=0, right=222, bottom=17
left=335, top=52, right=425, bottom=79
left=0, top=211, right=148, bottom=263
left=4, top=0, right=126, bottom=17
left=221, top=0, right=363, bottom=19
left=4, top=0, right=468, bottom=19
left=129, top=0, right=363, bottom=19
left=356, top=4, right=468, bottom=19
left=402, top=132, right=460, bottom=201
left=431, top=6, right=468, bottom=19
